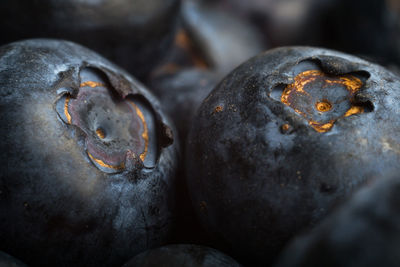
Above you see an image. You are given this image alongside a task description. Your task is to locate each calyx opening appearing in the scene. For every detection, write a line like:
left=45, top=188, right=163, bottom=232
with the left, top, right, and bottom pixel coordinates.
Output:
left=275, top=60, right=373, bottom=133
left=56, top=67, right=160, bottom=173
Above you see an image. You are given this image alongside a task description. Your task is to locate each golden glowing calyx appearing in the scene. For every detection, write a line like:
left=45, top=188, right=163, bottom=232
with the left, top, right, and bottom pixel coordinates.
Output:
left=56, top=67, right=152, bottom=173
left=281, top=70, right=364, bottom=133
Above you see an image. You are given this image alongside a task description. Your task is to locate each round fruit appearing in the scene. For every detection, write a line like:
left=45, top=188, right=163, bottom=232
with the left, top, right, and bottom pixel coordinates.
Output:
left=186, top=47, right=400, bottom=266
left=275, top=173, right=400, bottom=267
left=122, top=244, right=242, bottom=267
left=0, top=0, right=180, bottom=80
left=0, top=39, right=178, bottom=267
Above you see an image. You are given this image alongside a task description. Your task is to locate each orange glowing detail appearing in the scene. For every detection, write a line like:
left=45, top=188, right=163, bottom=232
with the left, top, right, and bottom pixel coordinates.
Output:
left=80, top=81, right=104, bottom=88
left=87, top=152, right=125, bottom=170
left=128, top=101, right=149, bottom=162
left=339, top=77, right=363, bottom=94
left=281, top=70, right=363, bottom=133
left=315, top=100, right=332, bottom=112
left=281, top=124, right=290, bottom=131
left=344, top=106, right=364, bottom=117
left=214, top=105, right=224, bottom=113
left=281, top=70, right=318, bottom=103
left=309, top=120, right=335, bottom=133
left=96, top=128, right=106, bottom=139
left=64, top=95, right=72, bottom=124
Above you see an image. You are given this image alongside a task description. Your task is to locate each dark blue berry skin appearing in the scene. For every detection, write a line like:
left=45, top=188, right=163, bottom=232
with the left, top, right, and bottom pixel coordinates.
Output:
left=275, top=173, right=400, bottom=267
left=186, top=46, right=400, bottom=266
left=0, top=39, right=179, bottom=267
left=0, top=0, right=180, bottom=80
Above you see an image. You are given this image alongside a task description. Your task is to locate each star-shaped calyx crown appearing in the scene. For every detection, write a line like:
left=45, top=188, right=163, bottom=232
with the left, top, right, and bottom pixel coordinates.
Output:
left=56, top=68, right=158, bottom=173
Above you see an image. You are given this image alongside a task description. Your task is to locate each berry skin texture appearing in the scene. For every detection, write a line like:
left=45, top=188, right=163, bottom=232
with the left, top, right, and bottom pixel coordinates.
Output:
left=275, top=173, right=400, bottom=267
left=0, top=39, right=178, bottom=267
left=122, top=244, right=242, bottom=267
left=0, top=0, right=180, bottom=80
left=186, top=46, right=400, bottom=266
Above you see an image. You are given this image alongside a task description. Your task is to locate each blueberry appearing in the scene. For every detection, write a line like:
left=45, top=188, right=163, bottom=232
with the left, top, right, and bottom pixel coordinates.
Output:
left=0, top=39, right=178, bottom=267
left=186, top=46, right=400, bottom=266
